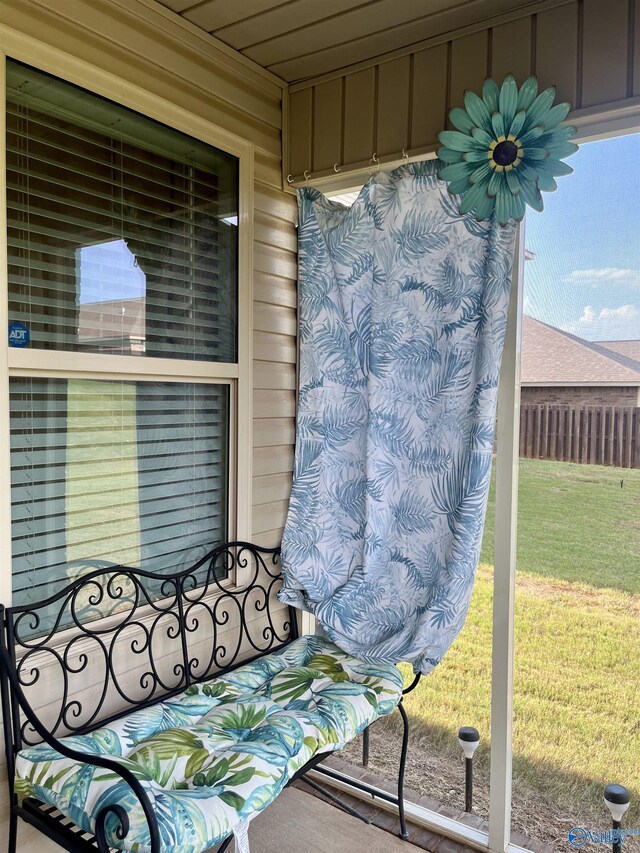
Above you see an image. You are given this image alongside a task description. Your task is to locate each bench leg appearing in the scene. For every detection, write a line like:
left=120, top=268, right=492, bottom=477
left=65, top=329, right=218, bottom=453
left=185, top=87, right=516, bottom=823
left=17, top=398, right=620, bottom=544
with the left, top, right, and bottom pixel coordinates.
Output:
left=362, top=726, right=370, bottom=767
left=397, top=701, right=410, bottom=840
left=217, top=835, right=233, bottom=852
left=8, top=807, right=17, bottom=853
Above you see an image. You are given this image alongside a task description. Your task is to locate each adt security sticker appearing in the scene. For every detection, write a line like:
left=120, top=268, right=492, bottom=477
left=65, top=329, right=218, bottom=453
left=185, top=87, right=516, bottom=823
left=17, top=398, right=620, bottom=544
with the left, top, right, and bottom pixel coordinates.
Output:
left=8, top=322, right=30, bottom=348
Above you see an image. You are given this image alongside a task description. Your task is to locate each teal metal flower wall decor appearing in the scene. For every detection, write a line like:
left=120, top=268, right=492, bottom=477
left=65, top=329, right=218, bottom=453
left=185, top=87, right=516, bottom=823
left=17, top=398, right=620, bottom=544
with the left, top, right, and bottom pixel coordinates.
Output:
left=437, top=75, right=578, bottom=225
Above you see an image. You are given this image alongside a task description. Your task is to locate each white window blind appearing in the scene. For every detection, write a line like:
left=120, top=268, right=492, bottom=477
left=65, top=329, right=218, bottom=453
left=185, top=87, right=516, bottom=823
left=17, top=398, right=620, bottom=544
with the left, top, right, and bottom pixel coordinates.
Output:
left=7, top=60, right=238, bottom=362
left=10, top=378, right=229, bottom=605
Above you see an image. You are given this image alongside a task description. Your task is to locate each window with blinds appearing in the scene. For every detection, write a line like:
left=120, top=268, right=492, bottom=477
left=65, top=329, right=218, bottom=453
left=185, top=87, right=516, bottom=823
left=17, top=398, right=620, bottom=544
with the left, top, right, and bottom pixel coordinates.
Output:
left=10, top=379, right=229, bottom=606
left=7, top=59, right=238, bottom=361
left=6, top=59, right=239, bottom=615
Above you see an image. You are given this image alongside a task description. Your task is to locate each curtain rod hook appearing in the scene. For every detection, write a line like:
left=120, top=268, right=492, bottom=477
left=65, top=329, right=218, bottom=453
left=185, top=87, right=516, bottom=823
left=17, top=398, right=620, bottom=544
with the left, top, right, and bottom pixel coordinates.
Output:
left=303, top=170, right=311, bottom=184
left=402, top=148, right=409, bottom=161
left=333, top=163, right=341, bottom=173
left=369, top=153, right=380, bottom=175
left=286, top=174, right=295, bottom=184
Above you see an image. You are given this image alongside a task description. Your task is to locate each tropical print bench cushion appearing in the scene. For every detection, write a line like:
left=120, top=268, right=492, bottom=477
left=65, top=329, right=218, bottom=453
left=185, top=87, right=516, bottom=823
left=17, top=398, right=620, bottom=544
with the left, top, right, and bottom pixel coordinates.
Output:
left=14, top=635, right=403, bottom=853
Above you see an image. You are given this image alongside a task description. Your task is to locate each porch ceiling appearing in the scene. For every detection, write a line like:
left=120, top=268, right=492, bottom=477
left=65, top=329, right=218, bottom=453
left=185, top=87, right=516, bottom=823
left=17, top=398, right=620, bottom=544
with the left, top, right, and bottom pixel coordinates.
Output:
left=153, top=0, right=542, bottom=83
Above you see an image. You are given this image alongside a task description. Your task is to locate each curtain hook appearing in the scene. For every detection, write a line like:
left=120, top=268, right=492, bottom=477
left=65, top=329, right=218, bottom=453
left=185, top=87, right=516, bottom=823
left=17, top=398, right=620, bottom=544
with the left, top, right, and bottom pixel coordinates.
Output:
left=286, top=174, right=295, bottom=184
left=333, top=163, right=342, bottom=173
left=402, top=148, right=409, bottom=161
left=369, top=153, right=380, bottom=175
left=304, top=170, right=311, bottom=184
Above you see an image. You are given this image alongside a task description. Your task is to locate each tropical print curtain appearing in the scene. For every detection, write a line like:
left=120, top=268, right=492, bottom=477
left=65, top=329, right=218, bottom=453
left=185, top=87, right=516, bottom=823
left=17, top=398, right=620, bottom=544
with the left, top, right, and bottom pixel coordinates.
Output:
left=279, top=160, right=517, bottom=675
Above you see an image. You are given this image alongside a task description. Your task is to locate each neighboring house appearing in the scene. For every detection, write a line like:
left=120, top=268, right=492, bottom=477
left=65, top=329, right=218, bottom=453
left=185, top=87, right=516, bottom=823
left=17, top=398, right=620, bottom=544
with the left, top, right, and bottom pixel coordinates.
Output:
left=521, top=315, right=640, bottom=407
left=78, top=297, right=146, bottom=354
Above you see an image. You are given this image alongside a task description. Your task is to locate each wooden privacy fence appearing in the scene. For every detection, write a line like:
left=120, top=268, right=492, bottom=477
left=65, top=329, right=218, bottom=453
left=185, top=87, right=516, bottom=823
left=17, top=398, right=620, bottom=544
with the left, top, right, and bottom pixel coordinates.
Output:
left=519, top=405, right=640, bottom=469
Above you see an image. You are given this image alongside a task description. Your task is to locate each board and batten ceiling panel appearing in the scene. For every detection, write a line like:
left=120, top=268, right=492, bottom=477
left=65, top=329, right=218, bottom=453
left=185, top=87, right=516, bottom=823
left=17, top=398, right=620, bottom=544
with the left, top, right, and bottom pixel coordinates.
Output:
left=411, top=45, right=448, bottom=151
left=376, top=57, right=412, bottom=157
left=313, top=79, right=344, bottom=171
left=635, top=0, right=640, bottom=96
left=490, top=17, right=533, bottom=84
left=581, top=0, right=630, bottom=107
left=343, top=68, right=377, bottom=166
left=288, top=88, right=313, bottom=177
left=534, top=2, right=579, bottom=105
left=286, top=0, right=638, bottom=180
left=211, top=0, right=368, bottom=48
left=449, top=31, right=489, bottom=113
left=156, top=0, right=542, bottom=83
left=182, top=0, right=290, bottom=31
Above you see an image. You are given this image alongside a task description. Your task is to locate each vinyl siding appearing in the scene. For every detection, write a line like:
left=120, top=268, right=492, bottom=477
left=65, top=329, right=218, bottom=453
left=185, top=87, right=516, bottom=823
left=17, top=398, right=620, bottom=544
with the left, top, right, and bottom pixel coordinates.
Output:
left=0, top=2, right=296, bottom=849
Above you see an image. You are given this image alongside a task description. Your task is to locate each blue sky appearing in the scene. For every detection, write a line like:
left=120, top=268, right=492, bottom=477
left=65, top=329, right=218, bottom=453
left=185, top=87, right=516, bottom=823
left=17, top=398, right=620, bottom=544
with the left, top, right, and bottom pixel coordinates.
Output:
left=77, top=239, right=146, bottom=304
left=523, top=131, right=640, bottom=342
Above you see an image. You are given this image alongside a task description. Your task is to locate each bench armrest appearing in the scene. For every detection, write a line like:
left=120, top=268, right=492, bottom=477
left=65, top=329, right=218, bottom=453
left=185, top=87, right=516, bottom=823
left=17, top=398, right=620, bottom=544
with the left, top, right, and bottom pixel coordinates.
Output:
left=0, top=638, right=161, bottom=853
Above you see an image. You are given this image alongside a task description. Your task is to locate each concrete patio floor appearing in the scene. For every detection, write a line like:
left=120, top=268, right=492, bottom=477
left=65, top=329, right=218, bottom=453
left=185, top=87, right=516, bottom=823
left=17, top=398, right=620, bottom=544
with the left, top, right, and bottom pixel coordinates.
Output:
left=212, top=786, right=424, bottom=853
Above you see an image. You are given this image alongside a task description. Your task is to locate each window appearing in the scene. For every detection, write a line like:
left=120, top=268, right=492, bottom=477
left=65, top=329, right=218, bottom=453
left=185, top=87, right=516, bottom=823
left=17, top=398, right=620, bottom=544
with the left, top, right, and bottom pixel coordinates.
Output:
left=5, top=58, right=244, bottom=610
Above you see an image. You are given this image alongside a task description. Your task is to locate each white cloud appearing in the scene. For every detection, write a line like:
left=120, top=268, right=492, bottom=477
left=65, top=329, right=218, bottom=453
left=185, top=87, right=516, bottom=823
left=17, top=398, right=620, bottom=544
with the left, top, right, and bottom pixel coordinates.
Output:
left=563, top=304, right=640, bottom=340
left=565, top=268, right=638, bottom=287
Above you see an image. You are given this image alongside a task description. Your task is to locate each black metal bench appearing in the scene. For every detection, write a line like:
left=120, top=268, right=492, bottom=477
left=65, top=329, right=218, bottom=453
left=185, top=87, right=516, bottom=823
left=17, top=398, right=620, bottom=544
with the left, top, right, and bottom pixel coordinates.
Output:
left=0, top=541, right=419, bottom=853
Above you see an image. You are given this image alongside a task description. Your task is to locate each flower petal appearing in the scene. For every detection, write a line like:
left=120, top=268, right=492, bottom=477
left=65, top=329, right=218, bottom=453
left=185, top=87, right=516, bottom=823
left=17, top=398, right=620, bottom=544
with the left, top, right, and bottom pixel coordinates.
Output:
left=448, top=175, right=474, bottom=195
left=469, top=162, right=492, bottom=184
left=523, top=86, right=557, bottom=131
left=463, top=149, right=492, bottom=162
left=543, top=141, right=579, bottom=160
left=538, top=174, right=557, bottom=192
left=538, top=101, right=571, bottom=130
left=488, top=169, right=504, bottom=197
left=495, top=186, right=511, bottom=225
left=505, top=169, right=521, bottom=196
left=438, top=147, right=464, bottom=163
left=516, top=162, right=541, bottom=182
left=440, top=161, right=475, bottom=182
left=498, top=75, right=518, bottom=127
left=517, top=77, right=539, bottom=111
left=509, top=110, right=527, bottom=139
left=512, top=193, right=527, bottom=221
left=522, top=147, right=549, bottom=161
left=438, top=130, right=478, bottom=152
left=540, top=124, right=577, bottom=144
left=518, top=126, right=545, bottom=146
left=474, top=192, right=495, bottom=221
left=537, top=158, right=574, bottom=177
left=449, top=107, right=476, bottom=134
left=519, top=178, right=544, bottom=212
left=464, top=90, right=493, bottom=134
left=482, top=78, right=500, bottom=113
left=458, top=180, right=488, bottom=215
left=471, top=127, right=494, bottom=147
left=491, top=112, right=505, bottom=139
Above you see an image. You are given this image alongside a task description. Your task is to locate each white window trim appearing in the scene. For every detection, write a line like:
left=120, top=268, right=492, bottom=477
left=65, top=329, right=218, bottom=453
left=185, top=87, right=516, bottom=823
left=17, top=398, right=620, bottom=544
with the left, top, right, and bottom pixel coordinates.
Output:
left=0, top=28, right=255, bottom=606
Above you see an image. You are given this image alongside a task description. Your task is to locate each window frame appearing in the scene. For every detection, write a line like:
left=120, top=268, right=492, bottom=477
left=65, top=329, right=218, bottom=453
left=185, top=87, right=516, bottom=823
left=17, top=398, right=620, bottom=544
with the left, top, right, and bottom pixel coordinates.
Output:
left=0, top=33, right=255, bottom=607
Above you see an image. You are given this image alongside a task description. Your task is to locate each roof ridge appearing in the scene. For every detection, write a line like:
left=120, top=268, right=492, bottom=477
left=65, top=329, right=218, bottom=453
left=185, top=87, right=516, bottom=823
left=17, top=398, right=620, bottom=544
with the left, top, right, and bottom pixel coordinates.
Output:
left=522, top=315, right=640, bottom=381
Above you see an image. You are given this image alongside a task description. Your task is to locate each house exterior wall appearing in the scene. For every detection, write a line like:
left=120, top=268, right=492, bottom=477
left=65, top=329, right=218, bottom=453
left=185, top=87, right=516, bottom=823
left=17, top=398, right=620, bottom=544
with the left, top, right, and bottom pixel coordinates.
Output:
left=521, top=385, right=640, bottom=408
left=0, top=2, right=297, bottom=849
left=286, top=0, right=640, bottom=181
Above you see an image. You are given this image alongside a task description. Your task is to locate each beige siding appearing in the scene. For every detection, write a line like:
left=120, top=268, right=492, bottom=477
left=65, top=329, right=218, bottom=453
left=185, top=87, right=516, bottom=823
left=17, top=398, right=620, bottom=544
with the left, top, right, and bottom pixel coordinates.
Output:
left=0, top=2, right=296, bottom=849
left=287, top=0, right=640, bottom=180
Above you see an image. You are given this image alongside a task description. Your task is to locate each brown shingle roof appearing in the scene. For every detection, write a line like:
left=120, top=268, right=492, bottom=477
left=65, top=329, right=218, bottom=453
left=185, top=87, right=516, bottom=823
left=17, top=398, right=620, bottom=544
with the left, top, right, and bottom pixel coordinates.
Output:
left=521, top=316, right=640, bottom=385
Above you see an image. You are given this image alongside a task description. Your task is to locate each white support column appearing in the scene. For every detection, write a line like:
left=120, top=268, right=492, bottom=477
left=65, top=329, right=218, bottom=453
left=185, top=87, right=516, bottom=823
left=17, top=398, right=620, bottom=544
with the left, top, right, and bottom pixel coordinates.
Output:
left=488, top=224, right=524, bottom=852
left=0, top=53, right=12, bottom=606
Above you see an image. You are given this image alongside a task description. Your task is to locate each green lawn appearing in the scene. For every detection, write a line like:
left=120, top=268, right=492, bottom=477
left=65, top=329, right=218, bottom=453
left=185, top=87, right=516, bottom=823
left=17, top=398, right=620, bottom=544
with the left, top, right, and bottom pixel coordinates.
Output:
left=404, top=458, right=640, bottom=833
left=482, top=458, right=640, bottom=594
